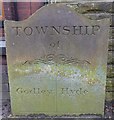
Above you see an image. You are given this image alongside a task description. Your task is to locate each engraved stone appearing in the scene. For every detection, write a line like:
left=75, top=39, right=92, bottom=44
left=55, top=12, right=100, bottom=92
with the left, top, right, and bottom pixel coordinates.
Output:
left=4, top=3, right=110, bottom=116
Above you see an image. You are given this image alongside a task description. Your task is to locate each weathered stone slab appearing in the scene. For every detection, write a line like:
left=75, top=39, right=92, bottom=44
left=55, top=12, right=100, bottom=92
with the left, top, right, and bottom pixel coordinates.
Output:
left=4, top=3, right=110, bottom=116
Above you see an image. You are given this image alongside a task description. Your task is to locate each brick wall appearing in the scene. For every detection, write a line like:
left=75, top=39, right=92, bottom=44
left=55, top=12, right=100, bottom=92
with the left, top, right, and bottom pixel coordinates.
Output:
left=3, top=2, right=45, bottom=20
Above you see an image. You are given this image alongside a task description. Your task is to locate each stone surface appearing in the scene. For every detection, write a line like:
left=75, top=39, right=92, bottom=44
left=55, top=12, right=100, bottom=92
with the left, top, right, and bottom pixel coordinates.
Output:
left=4, top=3, right=110, bottom=116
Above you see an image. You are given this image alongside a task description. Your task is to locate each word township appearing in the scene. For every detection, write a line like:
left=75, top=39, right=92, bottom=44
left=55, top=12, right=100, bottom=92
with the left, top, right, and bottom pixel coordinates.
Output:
left=12, top=25, right=100, bottom=36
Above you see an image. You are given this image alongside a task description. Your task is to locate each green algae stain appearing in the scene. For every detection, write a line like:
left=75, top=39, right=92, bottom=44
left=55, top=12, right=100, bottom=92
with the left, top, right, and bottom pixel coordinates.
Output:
left=9, top=58, right=106, bottom=87
left=7, top=55, right=107, bottom=116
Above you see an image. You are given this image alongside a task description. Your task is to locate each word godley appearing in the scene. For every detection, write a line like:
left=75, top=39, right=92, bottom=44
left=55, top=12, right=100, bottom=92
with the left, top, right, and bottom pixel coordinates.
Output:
left=12, top=25, right=100, bottom=36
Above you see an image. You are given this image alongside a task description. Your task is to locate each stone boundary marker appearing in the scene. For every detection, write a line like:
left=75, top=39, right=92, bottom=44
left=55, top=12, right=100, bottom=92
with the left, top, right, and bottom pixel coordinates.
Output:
left=0, top=1, right=114, bottom=119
